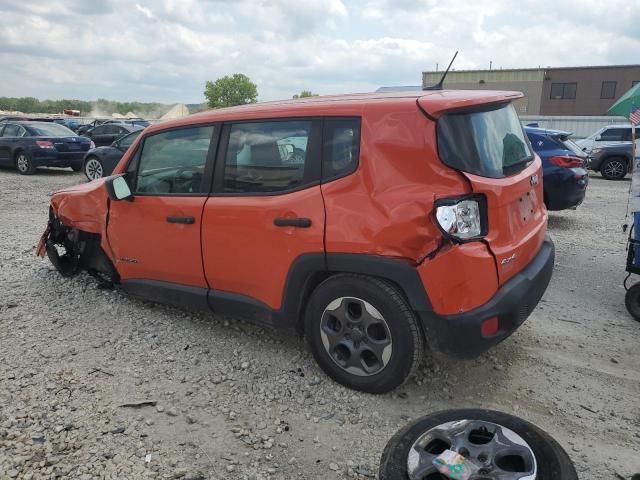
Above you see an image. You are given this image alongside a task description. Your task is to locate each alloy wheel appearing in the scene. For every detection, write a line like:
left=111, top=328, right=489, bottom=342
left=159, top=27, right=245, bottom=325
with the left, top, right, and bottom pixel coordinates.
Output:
left=319, top=296, right=393, bottom=377
left=16, top=154, right=30, bottom=173
left=407, top=419, right=537, bottom=480
left=85, top=158, right=103, bottom=180
left=603, top=160, right=624, bottom=179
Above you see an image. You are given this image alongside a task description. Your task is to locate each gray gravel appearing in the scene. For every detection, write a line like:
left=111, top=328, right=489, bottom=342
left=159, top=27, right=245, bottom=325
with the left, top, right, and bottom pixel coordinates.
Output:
left=1, top=168, right=639, bottom=479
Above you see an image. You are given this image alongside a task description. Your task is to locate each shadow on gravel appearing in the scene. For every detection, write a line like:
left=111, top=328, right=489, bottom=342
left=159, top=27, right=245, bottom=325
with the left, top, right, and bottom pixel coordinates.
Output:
left=0, top=166, right=82, bottom=176
left=547, top=214, right=580, bottom=230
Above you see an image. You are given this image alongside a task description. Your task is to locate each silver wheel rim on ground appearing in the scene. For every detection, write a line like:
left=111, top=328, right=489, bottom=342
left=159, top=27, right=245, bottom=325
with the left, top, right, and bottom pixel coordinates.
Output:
left=16, top=154, right=29, bottom=173
left=407, top=419, right=537, bottom=480
left=604, top=160, right=624, bottom=178
left=85, top=158, right=103, bottom=180
left=319, top=296, right=393, bottom=377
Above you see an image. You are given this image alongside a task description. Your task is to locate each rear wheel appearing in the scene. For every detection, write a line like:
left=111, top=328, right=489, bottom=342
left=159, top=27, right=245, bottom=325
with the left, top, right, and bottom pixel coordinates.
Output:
left=624, top=283, right=640, bottom=322
left=379, top=409, right=578, bottom=480
left=15, top=151, right=35, bottom=175
left=84, top=156, right=104, bottom=181
left=600, top=156, right=627, bottom=180
left=304, top=274, right=423, bottom=394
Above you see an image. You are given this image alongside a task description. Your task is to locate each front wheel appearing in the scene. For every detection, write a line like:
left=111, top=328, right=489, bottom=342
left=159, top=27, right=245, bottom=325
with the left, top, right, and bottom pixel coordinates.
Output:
left=304, top=274, right=424, bottom=394
left=624, top=283, right=640, bottom=322
left=379, top=409, right=578, bottom=480
left=84, top=156, right=104, bottom=181
left=600, top=156, right=627, bottom=180
left=15, top=152, right=36, bottom=175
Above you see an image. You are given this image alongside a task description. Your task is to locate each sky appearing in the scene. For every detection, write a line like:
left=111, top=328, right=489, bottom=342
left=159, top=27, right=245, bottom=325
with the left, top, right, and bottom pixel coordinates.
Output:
left=0, top=0, right=639, bottom=104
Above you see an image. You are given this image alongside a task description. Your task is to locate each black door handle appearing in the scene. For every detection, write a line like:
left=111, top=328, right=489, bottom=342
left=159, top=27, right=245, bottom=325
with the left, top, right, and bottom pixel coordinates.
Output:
left=167, top=216, right=195, bottom=224
left=274, top=217, right=312, bottom=228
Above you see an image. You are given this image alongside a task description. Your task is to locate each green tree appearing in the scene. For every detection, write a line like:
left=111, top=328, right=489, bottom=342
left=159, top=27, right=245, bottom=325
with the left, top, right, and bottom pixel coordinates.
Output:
left=293, top=90, right=318, bottom=99
left=204, top=73, right=258, bottom=109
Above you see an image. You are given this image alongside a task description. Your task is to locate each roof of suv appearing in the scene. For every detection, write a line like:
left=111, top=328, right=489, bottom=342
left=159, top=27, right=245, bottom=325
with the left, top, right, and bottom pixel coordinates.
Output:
left=149, top=89, right=523, bottom=135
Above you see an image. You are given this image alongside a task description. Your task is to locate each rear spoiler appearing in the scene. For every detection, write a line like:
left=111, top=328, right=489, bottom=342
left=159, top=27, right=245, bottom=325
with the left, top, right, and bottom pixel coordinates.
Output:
left=417, top=91, right=523, bottom=120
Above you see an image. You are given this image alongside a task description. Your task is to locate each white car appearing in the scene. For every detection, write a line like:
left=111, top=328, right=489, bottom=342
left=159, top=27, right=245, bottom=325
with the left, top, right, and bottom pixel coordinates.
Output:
left=576, top=125, right=640, bottom=152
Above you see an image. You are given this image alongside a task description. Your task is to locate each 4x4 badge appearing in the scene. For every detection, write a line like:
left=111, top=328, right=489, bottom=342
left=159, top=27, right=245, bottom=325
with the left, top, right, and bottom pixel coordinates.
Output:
left=530, top=174, right=539, bottom=186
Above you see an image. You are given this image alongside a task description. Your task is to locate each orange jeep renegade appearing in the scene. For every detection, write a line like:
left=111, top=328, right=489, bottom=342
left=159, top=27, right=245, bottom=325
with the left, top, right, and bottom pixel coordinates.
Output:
left=38, top=90, right=554, bottom=393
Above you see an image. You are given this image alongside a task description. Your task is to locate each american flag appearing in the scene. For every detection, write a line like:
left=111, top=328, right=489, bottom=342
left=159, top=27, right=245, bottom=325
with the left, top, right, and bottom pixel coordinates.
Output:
left=631, top=104, right=640, bottom=126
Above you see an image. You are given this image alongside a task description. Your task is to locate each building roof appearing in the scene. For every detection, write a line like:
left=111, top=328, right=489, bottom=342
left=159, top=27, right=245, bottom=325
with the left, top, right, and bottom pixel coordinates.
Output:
left=375, top=86, right=422, bottom=93
left=423, top=64, right=640, bottom=75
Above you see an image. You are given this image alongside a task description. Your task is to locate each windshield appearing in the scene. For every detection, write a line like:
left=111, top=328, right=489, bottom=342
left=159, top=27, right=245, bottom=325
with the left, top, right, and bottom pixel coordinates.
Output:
left=28, top=123, right=76, bottom=137
left=437, top=103, right=533, bottom=178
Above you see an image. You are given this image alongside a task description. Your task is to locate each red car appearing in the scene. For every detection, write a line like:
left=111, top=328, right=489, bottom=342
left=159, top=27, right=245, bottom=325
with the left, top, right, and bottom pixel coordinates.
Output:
left=39, top=90, right=554, bottom=393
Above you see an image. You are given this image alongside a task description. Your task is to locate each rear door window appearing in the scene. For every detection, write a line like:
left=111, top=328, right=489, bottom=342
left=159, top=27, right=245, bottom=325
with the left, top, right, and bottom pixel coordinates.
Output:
left=438, top=103, right=533, bottom=178
left=219, top=120, right=314, bottom=194
left=1, top=124, right=20, bottom=137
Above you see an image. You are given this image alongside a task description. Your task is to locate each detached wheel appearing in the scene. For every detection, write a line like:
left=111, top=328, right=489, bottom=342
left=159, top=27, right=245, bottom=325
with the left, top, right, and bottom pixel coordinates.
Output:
left=84, top=156, right=104, bottom=181
left=15, top=151, right=35, bottom=175
left=304, top=274, right=423, bottom=394
left=624, top=283, right=640, bottom=322
left=600, top=156, right=627, bottom=180
left=379, top=409, right=578, bottom=480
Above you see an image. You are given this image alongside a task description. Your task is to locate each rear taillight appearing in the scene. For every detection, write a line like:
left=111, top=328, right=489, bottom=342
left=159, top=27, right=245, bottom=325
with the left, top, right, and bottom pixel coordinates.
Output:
left=36, top=140, right=55, bottom=150
left=548, top=155, right=584, bottom=168
left=435, top=195, right=487, bottom=241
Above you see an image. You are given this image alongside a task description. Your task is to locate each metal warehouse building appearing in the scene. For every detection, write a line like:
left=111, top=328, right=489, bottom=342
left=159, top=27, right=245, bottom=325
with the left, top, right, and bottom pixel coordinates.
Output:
left=422, top=65, right=640, bottom=116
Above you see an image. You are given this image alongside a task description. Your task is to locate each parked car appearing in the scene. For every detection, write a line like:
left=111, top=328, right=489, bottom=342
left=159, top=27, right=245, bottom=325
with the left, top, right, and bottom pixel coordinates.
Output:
left=86, top=123, right=142, bottom=147
left=576, top=124, right=640, bottom=152
left=588, top=142, right=634, bottom=180
left=38, top=91, right=554, bottom=393
left=82, top=129, right=143, bottom=180
left=524, top=126, right=589, bottom=210
left=77, top=119, right=109, bottom=136
left=0, top=121, right=92, bottom=174
left=104, top=118, right=151, bottom=128
left=53, top=118, right=82, bottom=133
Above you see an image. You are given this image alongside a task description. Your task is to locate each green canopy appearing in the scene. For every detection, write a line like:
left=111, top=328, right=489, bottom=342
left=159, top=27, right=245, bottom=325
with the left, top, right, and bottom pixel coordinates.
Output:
left=607, top=83, right=640, bottom=117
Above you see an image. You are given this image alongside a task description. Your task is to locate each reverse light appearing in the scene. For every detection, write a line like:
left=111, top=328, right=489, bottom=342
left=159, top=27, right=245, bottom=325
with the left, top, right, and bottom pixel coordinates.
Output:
left=90, top=141, right=95, bottom=149
left=36, top=140, right=55, bottom=150
left=548, top=155, right=584, bottom=168
left=435, top=195, right=487, bottom=241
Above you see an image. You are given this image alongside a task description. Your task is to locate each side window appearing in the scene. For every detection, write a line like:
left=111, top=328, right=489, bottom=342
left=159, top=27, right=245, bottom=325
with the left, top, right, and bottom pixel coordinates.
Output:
left=322, top=118, right=361, bottom=180
left=2, top=124, right=20, bottom=137
left=135, top=126, right=214, bottom=195
left=120, top=131, right=140, bottom=149
left=221, top=120, right=312, bottom=193
left=93, top=126, right=106, bottom=135
left=600, top=128, right=626, bottom=142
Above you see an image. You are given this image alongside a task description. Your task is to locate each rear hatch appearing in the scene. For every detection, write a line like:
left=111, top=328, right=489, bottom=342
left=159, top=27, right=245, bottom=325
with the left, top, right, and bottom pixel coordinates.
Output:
left=427, top=98, right=547, bottom=285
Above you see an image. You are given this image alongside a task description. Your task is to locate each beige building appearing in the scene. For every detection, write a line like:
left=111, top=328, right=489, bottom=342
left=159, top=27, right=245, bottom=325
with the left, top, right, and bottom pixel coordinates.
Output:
left=422, top=65, right=640, bottom=116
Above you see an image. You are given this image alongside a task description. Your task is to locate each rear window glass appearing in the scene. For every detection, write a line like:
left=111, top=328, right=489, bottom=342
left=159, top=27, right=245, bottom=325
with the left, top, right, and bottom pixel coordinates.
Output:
left=27, top=123, right=76, bottom=137
left=437, top=103, right=533, bottom=178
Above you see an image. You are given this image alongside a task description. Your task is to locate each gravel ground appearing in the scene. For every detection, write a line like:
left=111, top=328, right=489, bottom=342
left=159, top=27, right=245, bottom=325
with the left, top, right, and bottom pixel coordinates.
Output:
left=0, top=168, right=639, bottom=480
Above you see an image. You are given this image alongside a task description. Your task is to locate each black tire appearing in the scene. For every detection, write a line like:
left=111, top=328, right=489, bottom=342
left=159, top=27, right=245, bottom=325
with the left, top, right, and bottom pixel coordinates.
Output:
left=600, top=156, right=628, bottom=180
left=379, top=409, right=578, bottom=480
left=304, top=274, right=423, bottom=394
left=15, top=151, right=36, bottom=175
left=83, top=156, right=104, bottom=181
left=624, top=283, right=640, bottom=322
left=70, top=165, right=82, bottom=172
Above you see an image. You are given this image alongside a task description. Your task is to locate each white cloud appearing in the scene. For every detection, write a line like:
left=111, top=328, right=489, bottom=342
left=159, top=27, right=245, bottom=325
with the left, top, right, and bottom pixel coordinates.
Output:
left=0, top=0, right=638, bottom=103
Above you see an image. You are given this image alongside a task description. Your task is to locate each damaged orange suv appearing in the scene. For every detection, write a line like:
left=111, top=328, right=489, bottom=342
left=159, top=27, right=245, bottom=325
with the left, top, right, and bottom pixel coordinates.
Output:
left=39, top=91, right=554, bottom=393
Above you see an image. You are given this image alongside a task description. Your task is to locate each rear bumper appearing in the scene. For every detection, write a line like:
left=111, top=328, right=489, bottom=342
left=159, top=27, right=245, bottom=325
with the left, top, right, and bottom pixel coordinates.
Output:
left=418, top=236, right=555, bottom=359
left=544, top=168, right=588, bottom=211
left=32, top=150, right=86, bottom=168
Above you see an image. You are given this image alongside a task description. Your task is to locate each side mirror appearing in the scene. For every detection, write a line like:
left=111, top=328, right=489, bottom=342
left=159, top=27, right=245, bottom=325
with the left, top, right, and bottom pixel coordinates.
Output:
left=106, top=175, right=133, bottom=202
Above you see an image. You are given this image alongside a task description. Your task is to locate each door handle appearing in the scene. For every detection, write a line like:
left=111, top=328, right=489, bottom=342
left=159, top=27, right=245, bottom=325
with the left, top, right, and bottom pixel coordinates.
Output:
left=166, top=216, right=195, bottom=224
left=274, top=217, right=312, bottom=228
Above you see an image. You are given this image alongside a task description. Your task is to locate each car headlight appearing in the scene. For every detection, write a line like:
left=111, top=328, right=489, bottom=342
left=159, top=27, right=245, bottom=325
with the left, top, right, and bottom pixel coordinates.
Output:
left=435, top=196, right=487, bottom=241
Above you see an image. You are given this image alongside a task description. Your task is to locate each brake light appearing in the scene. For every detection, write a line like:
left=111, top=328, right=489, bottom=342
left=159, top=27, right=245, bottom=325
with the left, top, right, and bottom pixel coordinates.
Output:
left=435, top=195, right=487, bottom=241
left=548, top=155, right=583, bottom=168
left=36, top=140, right=55, bottom=150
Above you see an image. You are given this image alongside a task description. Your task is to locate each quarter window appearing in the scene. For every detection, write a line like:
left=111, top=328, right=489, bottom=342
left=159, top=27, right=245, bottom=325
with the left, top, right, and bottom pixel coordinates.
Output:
left=322, top=118, right=361, bottom=180
left=550, top=83, right=577, bottom=100
left=600, top=81, right=617, bottom=99
left=221, top=121, right=312, bottom=193
left=135, top=126, right=214, bottom=194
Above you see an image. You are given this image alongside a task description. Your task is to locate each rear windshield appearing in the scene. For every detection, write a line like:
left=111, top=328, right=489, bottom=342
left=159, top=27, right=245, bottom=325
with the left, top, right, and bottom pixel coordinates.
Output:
left=560, top=138, right=586, bottom=156
left=437, top=103, right=533, bottom=178
left=27, top=123, right=76, bottom=137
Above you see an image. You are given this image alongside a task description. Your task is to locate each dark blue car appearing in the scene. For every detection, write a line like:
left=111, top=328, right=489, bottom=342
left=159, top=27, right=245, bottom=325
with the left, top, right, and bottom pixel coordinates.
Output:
left=82, top=129, right=142, bottom=180
left=524, top=126, right=589, bottom=210
left=0, top=121, right=93, bottom=175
